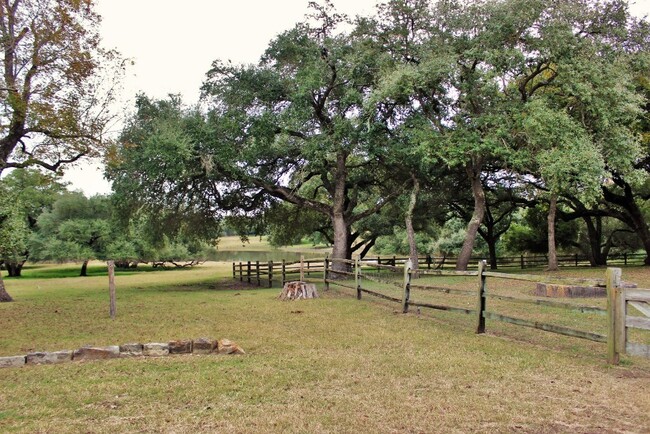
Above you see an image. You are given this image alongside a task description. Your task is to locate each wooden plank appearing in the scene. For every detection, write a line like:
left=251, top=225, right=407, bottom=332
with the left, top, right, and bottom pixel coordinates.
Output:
left=629, top=301, right=650, bottom=317
left=483, top=312, right=607, bottom=343
left=329, top=258, right=356, bottom=265
left=625, top=289, right=650, bottom=303
left=409, top=300, right=475, bottom=316
left=484, top=292, right=607, bottom=314
left=402, top=259, right=412, bottom=314
left=626, top=316, right=650, bottom=331
left=327, top=269, right=355, bottom=277
left=409, top=284, right=474, bottom=296
left=418, top=269, right=479, bottom=277
left=359, top=288, right=402, bottom=303
left=324, top=280, right=357, bottom=291
left=359, top=273, right=402, bottom=289
left=359, top=261, right=401, bottom=272
left=483, top=271, right=604, bottom=287
left=626, top=342, right=650, bottom=358
left=607, top=268, right=622, bottom=364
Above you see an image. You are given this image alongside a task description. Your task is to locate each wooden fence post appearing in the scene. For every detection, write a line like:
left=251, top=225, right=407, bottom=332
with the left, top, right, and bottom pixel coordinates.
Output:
left=108, top=261, right=116, bottom=320
left=355, top=257, right=361, bottom=300
left=247, top=261, right=251, bottom=284
left=300, top=255, right=305, bottom=282
left=324, top=256, right=330, bottom=291
left=476, top=260, right=487, bottom=334
left=268, top=261, right=273, bottom=288
left=575, top=254, right=579, bottom=267
left=520, top=254, right=524, bottom=269
left=232, top=262, right=235, bottom=279
left=402, top=259, right=412, bottom=313
left=239, top=262, right=243, bottom=282
left=282, top=260, right=286, bottom=285
left=256, top=261, right=260, bottom=286
left=426, top=254, right=432, bottom=269
left=607, top=267, right=622, bottom=365
left=624, top=253, right=628, bottom=266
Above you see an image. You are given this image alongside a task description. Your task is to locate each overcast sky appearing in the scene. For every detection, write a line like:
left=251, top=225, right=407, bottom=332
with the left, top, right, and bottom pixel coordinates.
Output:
left=63, top=0, right=650, bottom=195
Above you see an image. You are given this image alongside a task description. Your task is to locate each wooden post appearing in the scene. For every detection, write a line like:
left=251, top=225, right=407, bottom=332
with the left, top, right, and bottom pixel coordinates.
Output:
left=300, top=255, right=305, bottom=282
left=307, top=260, right=310, bottom=277
left=108, top=261, right=116, bottom=320
left=520, top=254, right=524, bottom=269
left=247, top=261, right=251, bottom=284
left=377, top=256, right=381, bottom=273
left=256, top=261, right=260, bottom=286
left=575, top=254, right=578, bottom=267
left=355, top=257, right=361, bottom=300
left=607, top=267, right=622, bottom=365
left=232, top=262, right=235, bottom=279
left=624, top=253, right=628, bottom=266
left=476, top=260, right=487, bottom=334
left=615, top=276, right=627, bottom=356
left=239, top=262, right=243, bottom=282
left=426, top=254, right=432, bottom=269
left=282, top=259, right=286, bottom=286
left=402, top=259, right=412, bottom=313
left=324, top=256, right=330, bottom=291
left=268, top=261, right=273, bottom=288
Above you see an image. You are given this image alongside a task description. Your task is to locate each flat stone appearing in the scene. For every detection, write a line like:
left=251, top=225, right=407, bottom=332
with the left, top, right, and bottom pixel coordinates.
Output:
left=26, top=351, right=73, bottom=365
left=193, top=337, right=217, bottom=354
left=534, top=283, right=606, bottom=298
left=143, top=343, right=169, bottom=357
left=217, top=339, right=245, bottom=355
left=119, top=343, right=143, bottom=357
left=168, top=339, right=192, bottom=354
left=0, top=356, right=25, bottom=368
left=73, top=345, right=120, bottom=361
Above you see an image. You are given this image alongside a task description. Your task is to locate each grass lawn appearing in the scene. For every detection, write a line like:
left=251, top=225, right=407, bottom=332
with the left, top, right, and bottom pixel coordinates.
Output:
left=0, top=262, right=649, bottom=433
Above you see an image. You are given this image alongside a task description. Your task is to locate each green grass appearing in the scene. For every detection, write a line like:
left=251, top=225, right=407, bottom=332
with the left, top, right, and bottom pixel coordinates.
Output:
left=0, top=262, right=649, bottom=432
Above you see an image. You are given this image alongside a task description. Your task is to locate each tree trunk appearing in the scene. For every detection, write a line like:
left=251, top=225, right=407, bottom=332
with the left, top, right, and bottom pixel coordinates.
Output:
left=487, top=235, right=498, bottom=270
left=547, top=194, right=559, bottom=271
left=456, top=164, right=486, bottom=271
left=583, top=217, right=607, bottom=266
left=603, top=179, right=650, bottom=265
left=0, top=269, right=13, bottom=302
left=405, top=175, right=420, bottom=274
left=330, top=152, right=351, bottom=274
left=5, top=261, right=24, bottom=277
left=330, top=211, right=350, bottom=274
left=80, top=259, right=89, bottom=277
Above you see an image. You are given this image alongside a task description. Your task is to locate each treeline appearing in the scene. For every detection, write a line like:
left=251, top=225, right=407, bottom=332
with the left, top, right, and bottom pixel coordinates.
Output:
left=0, top=170, right=218, bottom=277
left=105, top=0, right=650, bottom=273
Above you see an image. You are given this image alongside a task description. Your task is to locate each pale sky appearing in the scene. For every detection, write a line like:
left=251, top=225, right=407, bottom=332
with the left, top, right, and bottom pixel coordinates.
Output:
left=64, top=0, right=650, bottom=196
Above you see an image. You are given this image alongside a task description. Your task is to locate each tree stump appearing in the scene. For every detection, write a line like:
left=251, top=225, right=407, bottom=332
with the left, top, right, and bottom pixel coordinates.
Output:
left=279, top=281, right=319, bottom=301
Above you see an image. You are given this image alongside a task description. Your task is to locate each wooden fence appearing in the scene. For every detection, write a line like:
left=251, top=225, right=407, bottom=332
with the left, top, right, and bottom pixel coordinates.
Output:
left=322, top=257, right=649, bottom=365
left=231, top=255, right=649, bottom=364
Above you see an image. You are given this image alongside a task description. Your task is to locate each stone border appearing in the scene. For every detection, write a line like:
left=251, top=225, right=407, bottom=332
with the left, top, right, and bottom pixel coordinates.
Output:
left=0, top=338, right=244, bottom=369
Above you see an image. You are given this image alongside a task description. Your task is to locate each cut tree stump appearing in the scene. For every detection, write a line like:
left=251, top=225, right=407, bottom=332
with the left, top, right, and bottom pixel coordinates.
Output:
left=279, top=281, right=319, bottom=301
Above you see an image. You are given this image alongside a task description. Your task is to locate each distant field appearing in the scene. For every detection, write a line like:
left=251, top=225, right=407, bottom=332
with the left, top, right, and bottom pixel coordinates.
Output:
left=0, top=262, right=649, bottom=433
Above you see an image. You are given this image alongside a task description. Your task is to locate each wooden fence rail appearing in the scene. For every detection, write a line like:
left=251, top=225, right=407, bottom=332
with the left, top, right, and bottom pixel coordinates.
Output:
left=231, top=255, right=648, bottom=364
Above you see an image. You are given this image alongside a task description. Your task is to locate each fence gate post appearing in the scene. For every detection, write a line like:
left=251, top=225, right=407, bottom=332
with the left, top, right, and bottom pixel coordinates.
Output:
left=324, top=256, right=330, bottom=291
left=355, top=257, right=361, bottom=300
left=402, top=259, right=412, bottom=313
left=268, top=261, right=273, bottom=288
left=476, top=260, right=487, bottom=334
left=256, top=261, right=260, bottom=286
left=607, top=267, right=622, bottom=365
